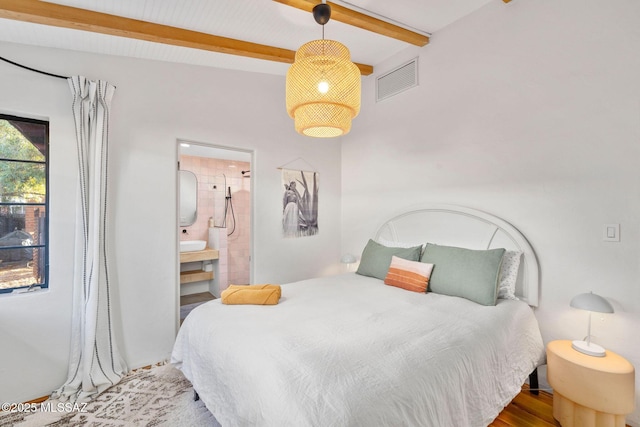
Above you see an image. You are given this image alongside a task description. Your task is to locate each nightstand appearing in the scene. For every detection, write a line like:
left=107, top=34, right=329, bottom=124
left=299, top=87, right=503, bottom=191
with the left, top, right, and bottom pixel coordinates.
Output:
left=547, top=340, right=635, bottom=427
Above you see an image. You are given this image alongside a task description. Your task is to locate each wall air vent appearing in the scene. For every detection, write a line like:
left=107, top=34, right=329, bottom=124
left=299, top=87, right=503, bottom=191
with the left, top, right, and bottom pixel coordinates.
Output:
left=376, top=58, right=418, bottom=102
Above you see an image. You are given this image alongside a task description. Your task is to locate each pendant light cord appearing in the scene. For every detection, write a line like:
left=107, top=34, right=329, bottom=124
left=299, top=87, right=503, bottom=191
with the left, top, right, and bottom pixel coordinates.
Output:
left=0, top=55, right=69, bottom=80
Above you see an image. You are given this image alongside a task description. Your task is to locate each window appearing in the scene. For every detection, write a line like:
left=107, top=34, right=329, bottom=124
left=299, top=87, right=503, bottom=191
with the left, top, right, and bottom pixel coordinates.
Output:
left=0, top=115, right=49, bottom=294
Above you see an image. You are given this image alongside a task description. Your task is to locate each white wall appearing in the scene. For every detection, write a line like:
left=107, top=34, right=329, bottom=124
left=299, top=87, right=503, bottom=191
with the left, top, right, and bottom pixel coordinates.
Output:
left=342, top=0, right=640, bottom=424
left=0, top=42, right=342, bottom=403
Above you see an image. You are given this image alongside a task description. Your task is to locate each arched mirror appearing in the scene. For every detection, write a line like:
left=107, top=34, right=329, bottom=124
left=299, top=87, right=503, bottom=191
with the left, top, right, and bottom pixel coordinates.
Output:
left=179, top=170, right=198, bottom=226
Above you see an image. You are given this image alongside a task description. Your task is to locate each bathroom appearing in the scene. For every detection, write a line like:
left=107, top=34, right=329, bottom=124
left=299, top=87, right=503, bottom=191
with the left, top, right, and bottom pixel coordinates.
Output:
left=178, top=141, right=252, bottom=311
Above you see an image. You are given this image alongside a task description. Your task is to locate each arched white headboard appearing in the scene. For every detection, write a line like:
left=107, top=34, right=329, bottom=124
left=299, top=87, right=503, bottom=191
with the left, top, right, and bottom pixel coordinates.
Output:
left=374, top=204, right=540, bottom=307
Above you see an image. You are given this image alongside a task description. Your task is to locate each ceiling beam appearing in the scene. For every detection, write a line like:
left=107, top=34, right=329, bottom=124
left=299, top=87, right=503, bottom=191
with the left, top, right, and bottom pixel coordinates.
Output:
left=0, top=0, right=374, bottom=75
left=273, top=0, right=429, bottom=47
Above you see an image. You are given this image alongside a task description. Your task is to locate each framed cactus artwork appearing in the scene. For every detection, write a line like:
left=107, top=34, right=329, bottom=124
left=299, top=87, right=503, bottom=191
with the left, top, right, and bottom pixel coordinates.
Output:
left=281, top=168, right=318, bottom=238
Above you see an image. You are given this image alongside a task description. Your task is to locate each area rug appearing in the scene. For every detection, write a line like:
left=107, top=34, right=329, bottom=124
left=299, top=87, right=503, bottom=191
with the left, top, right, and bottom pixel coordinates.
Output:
left=0, top=364, right=220, bottom=427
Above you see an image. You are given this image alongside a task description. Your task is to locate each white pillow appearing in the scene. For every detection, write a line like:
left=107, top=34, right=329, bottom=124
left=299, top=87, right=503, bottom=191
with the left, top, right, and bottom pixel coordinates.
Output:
left=377, top=237, right=424, bottom=250
left=497, top=250, right=522, bottom=300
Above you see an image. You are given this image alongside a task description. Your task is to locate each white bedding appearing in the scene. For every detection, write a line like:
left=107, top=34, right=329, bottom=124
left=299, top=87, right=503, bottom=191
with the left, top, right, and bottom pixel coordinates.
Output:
left=171, top=273, right=545, bottom=427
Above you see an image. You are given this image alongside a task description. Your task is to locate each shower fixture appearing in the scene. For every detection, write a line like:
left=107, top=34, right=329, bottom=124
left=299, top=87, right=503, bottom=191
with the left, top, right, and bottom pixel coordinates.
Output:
left=241, top=170, right=251, bottom=178
left=223, top=185, right=236, bottom=236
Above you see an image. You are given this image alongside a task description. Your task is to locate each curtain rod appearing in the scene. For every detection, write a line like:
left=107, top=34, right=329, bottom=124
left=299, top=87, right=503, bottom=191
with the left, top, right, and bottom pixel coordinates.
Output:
left=0, top=55, right=69, bottom=80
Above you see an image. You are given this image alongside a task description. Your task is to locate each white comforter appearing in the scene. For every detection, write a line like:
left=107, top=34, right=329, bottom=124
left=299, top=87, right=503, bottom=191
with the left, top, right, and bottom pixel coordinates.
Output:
left=171, top=273, right=545, bottom=427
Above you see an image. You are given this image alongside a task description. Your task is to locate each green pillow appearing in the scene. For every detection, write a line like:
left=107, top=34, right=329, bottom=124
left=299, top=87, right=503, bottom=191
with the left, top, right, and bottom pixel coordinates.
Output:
left=421, top=244, right=505, bottom=306
left=356, top=239, right=422, bottom=280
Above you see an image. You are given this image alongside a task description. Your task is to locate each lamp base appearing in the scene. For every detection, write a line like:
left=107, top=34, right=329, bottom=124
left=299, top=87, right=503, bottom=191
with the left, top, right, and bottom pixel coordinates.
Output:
left=572, top=340, right=606, bottom=357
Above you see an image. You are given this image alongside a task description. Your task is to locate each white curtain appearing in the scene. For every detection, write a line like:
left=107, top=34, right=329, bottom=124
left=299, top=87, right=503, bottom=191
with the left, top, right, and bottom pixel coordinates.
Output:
left=53, top=76, right=126, bottom=403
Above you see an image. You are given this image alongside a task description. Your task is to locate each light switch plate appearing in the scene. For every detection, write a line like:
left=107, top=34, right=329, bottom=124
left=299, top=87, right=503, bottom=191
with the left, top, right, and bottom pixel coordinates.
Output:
left=603, top=224, right=620, bottom=242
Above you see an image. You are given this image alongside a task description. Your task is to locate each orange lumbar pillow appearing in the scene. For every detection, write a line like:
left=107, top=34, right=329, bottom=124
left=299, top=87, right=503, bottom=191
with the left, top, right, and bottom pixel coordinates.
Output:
left=384, top=256, right=433, bottom=293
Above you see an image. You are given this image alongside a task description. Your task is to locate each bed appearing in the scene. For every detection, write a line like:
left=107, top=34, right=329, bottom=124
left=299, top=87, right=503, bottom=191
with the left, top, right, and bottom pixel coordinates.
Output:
left=171, top=205, right=545, bottom=427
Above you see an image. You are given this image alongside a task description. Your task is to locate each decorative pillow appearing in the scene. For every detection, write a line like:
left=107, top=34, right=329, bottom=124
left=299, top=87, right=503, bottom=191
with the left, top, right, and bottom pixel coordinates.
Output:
left=356, top=239, right=422, bottom=280
left=384, top=256, right=434, bottom=293
left=421, top=244, right=505, bottom=306
left=497, top=250, right=522, bottom=300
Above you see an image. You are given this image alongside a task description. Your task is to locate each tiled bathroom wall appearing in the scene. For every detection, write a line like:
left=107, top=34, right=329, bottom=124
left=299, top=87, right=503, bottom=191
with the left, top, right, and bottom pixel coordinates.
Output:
left=180, top=155, right=251, bottom=287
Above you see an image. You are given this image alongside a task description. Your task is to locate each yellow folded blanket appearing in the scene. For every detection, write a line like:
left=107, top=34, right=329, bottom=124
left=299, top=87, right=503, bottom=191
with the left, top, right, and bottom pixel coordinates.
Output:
left=226, top=284, right=282, bottom=299
left=221, top=284, right=281, bottom=305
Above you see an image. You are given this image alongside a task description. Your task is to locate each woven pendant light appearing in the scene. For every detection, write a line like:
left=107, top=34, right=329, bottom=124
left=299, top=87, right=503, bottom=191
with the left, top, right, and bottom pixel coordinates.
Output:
left=286, top=4, right=361, bottom=138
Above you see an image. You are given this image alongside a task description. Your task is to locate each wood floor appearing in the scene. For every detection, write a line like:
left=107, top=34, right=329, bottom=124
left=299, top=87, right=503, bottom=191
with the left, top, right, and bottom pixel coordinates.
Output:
left=491, top=385, right=559, bottom=426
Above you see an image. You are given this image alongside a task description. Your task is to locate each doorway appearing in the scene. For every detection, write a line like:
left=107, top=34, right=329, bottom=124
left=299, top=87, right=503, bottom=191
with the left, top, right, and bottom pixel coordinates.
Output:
left=177, top=141, right=252, bottom=322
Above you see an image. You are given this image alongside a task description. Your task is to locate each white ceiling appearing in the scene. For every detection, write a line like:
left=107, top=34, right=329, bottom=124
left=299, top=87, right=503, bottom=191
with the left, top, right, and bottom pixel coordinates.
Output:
left=0, top=0, right=494, bottom=76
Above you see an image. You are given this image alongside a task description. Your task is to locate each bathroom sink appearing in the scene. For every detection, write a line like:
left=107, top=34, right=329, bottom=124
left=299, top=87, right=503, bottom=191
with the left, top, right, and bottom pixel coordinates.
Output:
left=180, top=240, right=207, bottom=252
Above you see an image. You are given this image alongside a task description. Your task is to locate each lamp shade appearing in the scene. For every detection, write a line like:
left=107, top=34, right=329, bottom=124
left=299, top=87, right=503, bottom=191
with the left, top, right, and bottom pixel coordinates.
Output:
left=570, top=292, right=614, bottom=314
left=286, top=39, right=361, bottom=138
left=340, top=253, right=357, bottom=264
left=570, top=291, right=613, bottom=357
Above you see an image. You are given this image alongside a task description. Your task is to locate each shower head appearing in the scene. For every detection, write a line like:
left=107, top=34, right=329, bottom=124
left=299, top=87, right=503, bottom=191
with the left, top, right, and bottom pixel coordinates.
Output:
left=241, top=170, right=251, bottom=178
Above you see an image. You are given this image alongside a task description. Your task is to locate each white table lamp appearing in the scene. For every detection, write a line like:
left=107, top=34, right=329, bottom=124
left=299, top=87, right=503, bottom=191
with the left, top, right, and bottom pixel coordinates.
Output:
left=340, top=254, right=357, bottom=271
left=570, top=291, right=614, bottom=357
